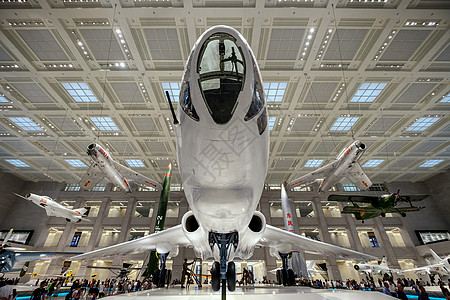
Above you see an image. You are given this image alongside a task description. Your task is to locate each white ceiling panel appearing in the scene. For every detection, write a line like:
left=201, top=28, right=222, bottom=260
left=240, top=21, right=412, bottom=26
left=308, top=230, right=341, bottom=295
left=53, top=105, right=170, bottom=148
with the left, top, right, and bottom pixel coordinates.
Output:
left=324, top=29, right=368, bottom=60
left=395, top=83, right=435, bottom=103
left=367, top=117, right=400, bottom=132
left=267, top=28, right=304, bottom=60
left=143, top=28, right=182, bottom=60
left=79, top=29, right=124, bottom=60
left=11, top=82, right=55, bottom=103
left=130, top=117, right=158, bottom=131
left=408, top=141, right=446, bottom=154
left=304, top=83, right=339, bottom=103
left=435, top=44, right=450, bottom=61
left=145, top=141, right=167, bottom=154
left=0, top=45, right=13, bottom=61
left=282, top=141, right=303, bottom=153
left=17, top=30, right=69, bottom=61
left=292, top=117, right=318, bottom=131
left=2, top=141, right=37, bottom=153
left=48, top=117, right=82, bottom=131
left=37, top=140, right=72, bottom=154
left=110, top=82, right=145, bottom=103
left=380, top=30, right=430, bottom=61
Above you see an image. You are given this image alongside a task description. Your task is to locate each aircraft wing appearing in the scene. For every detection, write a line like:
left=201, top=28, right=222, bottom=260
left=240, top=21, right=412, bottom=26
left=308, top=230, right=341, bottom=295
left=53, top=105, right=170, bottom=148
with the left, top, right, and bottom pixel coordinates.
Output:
left=79, top=163, right=105, bottom=191
left=259, top=224, right=376, bottom=261
left=386, top=206, right=424, bottom=213
left=345, top=162, right=372, bottom=190
left=400, top=195, right=430, bottom=202
left=112, top=161, right=162, bottom=190
left=328, top=194, right=379, bottom=203
left=71, top=225, right=189, bottom=261
left=14, top=252, right=82, bottom=263
left=341, top=206, right=380, bottom=214
left=289, top=162, right=336, bottom=187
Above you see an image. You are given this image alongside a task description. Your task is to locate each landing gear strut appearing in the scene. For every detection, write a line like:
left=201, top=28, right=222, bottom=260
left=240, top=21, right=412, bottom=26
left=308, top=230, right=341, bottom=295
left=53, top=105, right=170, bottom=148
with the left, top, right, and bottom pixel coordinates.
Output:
left=277, top=252, right=295, bottom=286
left=152, top=252, right=172, bottom=288
left=209, top=232, right=238, bottom=300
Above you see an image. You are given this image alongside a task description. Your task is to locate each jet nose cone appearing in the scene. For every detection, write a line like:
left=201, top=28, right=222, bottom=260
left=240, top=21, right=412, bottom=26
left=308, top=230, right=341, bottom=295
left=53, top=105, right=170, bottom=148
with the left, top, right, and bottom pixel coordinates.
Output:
left=26, top=193, right=31, bottom=198
left=87, top=143, right=97, bottom=156
left=356, top=141, right=366, bottom=150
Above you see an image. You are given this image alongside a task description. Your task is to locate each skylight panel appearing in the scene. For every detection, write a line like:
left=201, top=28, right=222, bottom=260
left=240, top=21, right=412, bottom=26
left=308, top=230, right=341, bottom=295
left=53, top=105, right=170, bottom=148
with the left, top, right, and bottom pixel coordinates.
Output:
left=330, top=117, right=359, bottom=131
left=5, top=159, right=30, bottom=167
left=304, top=159, right=324, bottom=168
left=264, top=82, right=287, bottom=102
left=419, top=160, right=443, bottom=167
left=342, top=183, right=359, bottom=191
left=363, top=160, right=384, bottom=167
left=405, top=117, right=439, bottom=132
left=440, top=93, right=450, bottom=103
left=126, top=159, right=145, bottom=168
left=161, top=82, right=180, bottom=102
left=90, top=117, right=119, bottom=131
left=269, top=117, right=277, bottom=130
left=65, top=159, right=87, bottom=167
left=62, top=83, right=98, bottom=103
left=0, top=96, right=9, bottom=103
left=9, top=117, right=43, bottom=131
left=351, top=83, right=387, bottom=103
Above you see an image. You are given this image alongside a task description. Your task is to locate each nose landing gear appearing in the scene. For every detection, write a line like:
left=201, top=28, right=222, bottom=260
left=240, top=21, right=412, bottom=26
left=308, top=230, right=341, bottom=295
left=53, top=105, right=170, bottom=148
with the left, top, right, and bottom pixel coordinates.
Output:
left=209, top=232, right=238, bottom=300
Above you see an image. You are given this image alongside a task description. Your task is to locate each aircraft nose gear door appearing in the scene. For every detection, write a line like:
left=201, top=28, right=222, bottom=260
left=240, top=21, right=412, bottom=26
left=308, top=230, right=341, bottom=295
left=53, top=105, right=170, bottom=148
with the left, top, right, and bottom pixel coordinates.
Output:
left=209, top=232, right=238, bottom=299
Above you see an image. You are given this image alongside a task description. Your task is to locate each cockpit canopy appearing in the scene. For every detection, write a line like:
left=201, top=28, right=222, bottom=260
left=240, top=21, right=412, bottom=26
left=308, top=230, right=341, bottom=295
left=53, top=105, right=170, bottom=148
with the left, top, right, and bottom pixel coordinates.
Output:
left=197, top=32, right=246, bottom=124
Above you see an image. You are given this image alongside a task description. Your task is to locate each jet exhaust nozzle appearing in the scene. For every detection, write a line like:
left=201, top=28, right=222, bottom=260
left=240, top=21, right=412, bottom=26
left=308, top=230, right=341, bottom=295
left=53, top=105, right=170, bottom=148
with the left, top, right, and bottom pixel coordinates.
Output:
left=87, top=143, right=97, bottom=156
left=354, top=265, right=360, bottom=270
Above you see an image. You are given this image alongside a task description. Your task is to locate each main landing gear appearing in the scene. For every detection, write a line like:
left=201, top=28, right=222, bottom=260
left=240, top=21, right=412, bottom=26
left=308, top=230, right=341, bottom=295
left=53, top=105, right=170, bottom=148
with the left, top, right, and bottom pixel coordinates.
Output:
left=276, top=252, right=295, bottom=286
left=209, top=232, right=238, bottom=300
left=152, top=252, right=172, bottom=288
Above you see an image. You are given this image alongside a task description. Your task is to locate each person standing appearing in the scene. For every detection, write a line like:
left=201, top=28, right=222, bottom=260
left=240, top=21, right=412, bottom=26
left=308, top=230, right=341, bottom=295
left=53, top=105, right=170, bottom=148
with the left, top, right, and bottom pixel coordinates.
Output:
left=418, top=285, right=430, bottom=300
left=0, top=280, right=14, bottom=300
left=382, top=282, right=392, bottom=296
left=30, top=283, right=46, bottom=300
left=396, top=283, right=408, bottom=300
left=181, top=258, right=193, bottom=288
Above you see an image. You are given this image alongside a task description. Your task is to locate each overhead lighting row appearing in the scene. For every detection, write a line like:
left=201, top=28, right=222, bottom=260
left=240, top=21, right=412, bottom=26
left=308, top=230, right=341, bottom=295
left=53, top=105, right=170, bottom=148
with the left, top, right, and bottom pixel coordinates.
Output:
left=0, top=64, right=20, bottom=69
left=165, top=117, right=174, bottom=133
left=314, top=118, right=324, bottom=131
left=8, top=21, right=44, bottom=26
left=63, top=0, right=99, bottom=2
left=71, top=31, right=92, bottom=61
left=417, top=78, right=441, bottom=82
left=1, top=0, right=28, bottom=2
left=319, top=63, right=349, bottom=69
left=286, top=117, right=295, bottom=131
left=374, top=30, right=396, bottom=61
left=405, top=21, right=439, bottom=27
left=300, top=28, right=315, bottom=61
left=44, top=63, right=74, bottom=69
left=74, top=21, right=109, bottom=26
left=139, top=82, right=150, bottom=103
left=374, top=63, right=403, bottom=68
left=316, top=29, right=333, bottom=61
left=115, top=28, right=133, bottom=61
left=333, top=83, right=346, bottom=102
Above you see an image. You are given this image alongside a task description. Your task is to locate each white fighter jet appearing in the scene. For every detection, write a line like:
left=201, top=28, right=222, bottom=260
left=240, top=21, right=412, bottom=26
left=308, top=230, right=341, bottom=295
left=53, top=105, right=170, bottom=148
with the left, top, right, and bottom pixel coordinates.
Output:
left=398, top=249, right=450, bottom=277
left=14, top=193, right=89, bottom=223
left=79, top=143, right=162, bottom=193
left=289, top=140, right=372, bottom=192
left=72, top=26, right=375, bottom=294
left=354, top=256, right=395, bottom=275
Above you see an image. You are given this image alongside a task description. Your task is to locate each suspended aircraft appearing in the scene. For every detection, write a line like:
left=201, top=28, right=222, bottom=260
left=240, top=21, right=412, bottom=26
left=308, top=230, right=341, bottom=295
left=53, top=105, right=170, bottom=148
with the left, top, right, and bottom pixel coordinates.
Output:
left=86, top=263, right=142, bottom=279
left=0, top=229, right=79, bottom=274
left=354, top=256, right=397, bottom=275
left=329, top=190, right=427, bottom=222
left=398, top=249, right=450, bottom=277
left=289, top=140, right=372, bottom=192
left=80, top=143, right=162, bottom=193
left=269, top=260, right=326, bottom=279
left=14, top=193, right=89, bottom=223
left=71, top=26, right=375, bottom=299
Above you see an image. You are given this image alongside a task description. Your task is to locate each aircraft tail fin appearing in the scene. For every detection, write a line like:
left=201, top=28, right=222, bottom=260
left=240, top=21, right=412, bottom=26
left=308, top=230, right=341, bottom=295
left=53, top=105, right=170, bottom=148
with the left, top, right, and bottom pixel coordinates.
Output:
left=429, top=249, right=442, bottom=262
left=307, top=261, right=316, bottom=269
left=380, top=256, right=388, bottom=268
left=73, top=207, right=88, bottom=216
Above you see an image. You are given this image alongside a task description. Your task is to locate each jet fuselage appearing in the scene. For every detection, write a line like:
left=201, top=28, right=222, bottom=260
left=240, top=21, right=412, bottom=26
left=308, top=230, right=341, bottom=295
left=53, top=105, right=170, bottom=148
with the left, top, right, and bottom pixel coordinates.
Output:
left=176, top=26, right=269, bottom=260
left=86, top=143, right=131, bottom=192
left=319, top=141, right=367, bottom=192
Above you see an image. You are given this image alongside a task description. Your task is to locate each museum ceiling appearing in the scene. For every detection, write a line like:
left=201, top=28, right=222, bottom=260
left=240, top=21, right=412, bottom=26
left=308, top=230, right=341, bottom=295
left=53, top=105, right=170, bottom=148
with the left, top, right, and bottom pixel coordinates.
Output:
left=0, top=0, right=448, bottom=185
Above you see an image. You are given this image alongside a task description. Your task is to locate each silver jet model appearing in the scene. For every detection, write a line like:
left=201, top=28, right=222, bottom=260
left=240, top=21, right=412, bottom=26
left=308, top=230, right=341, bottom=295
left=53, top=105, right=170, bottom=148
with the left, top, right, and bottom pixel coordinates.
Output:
left=80, top=143, right=162, bottom=192
left=14, top=193, right=89, bottom=223
left=72, top=26, right=375, bottom=296
left=354, top=256, right=396, bottom=275
left=398, top=249, right=450, bottom=277
left=289, top=140, right=372, bottom=192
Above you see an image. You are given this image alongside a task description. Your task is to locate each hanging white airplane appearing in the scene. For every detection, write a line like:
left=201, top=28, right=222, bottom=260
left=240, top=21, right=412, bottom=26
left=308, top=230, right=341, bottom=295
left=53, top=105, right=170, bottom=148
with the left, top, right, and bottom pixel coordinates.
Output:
left=14, top=193, right=90, bottom=223
left=72, top=25, right=376, bottom=296
left=269, top=261, right=326, bottom=278
left=79, top=143, right=162, bottom=193
left=354, top=256, right=396, bottom=275
left=289, top=140, right=372, bottom=192
left=398, top=249, right=450, bottom=277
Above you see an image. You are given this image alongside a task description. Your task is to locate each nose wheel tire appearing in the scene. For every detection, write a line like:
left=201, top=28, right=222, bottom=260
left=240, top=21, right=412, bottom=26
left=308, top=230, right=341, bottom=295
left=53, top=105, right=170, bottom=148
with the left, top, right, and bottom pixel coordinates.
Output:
left=226, top=261, right=236, bottom=292
left=211, top=261, right=220, bottom=292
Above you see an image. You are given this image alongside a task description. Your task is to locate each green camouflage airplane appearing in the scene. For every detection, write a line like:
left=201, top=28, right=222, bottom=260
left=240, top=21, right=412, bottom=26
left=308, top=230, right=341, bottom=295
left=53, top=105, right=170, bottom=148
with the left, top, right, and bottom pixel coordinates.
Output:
left=328, top=190, right=428, bottom=223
